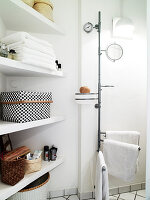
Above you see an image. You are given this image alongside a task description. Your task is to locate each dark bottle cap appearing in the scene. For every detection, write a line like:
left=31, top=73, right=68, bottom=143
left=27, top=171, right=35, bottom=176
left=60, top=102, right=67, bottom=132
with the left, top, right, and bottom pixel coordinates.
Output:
left=44, top=146, right=49, bottom=151
left=55, top=60, right=59, bottom=65
left=9, top=49, right=16, bottom=54
left=50, top=145, right=57, bottom=152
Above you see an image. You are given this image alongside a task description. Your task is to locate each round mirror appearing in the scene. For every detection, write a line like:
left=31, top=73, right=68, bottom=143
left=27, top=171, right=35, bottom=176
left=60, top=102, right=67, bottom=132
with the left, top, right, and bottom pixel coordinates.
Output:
left=105, top=43, right=123, bottom=62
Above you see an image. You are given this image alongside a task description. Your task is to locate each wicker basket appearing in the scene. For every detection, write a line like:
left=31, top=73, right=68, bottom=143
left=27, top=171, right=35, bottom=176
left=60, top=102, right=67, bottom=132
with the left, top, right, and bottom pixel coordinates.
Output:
left=33, top=1, right=54, bottom=21
left=22, top=0, right=35, bottom=7
left=34, top=0, right=51, bottom=4
left=8, top=173, right=50, bottom=200
left=25, top=156, right=42, bottom=174
left=1, top=158, right=25, bottom=186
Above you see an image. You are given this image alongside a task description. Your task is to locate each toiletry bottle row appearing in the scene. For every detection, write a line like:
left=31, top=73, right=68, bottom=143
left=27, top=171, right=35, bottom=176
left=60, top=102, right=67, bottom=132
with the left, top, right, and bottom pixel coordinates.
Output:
left=44, top=145, right=57, bottom=161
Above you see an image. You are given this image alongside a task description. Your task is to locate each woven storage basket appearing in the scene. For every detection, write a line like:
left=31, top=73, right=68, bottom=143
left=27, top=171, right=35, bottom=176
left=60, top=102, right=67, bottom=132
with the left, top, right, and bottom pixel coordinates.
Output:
left=8, top=173, right=50, bottom=200
left=1, top=91, right=53, bottom=123
left=34, top=0, right=51, bottom=4
left=1, top=146, right=30, bottom=186
left=33, top=1, right=54, bottom=21
left=25, top=156, right=42, bottom=174
left=1, top=158, right=25, bottom=186
left=22, top=0, right=35, bottom=7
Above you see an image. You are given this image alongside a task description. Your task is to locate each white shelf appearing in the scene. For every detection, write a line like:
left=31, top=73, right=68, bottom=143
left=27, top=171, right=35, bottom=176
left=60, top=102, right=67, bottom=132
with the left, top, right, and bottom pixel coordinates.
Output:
left=0, top=156, right=64, bottom=200
left=0, top=57, right=63, bottom=77
left=75, top=93, right=98, bottom=105
left=0, top=0, right=64, bottom=34
left=0, top=116, right=64, bottom=135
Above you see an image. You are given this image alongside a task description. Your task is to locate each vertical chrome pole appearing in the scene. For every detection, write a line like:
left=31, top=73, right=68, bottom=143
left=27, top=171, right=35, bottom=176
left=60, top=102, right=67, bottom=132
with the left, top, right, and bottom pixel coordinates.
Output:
left=97, top=12, right=101, bottom=152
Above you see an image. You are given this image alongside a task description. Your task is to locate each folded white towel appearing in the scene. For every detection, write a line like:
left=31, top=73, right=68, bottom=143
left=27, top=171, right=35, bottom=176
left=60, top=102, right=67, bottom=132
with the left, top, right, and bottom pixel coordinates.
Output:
left=95, top=152, right=109, bottom=200
left=7, top=39, right=55, bottom=56
left=103, top=139, right=139, bottom=182
left=16, top=57, right=56, bottom=71
left=106, top=131, right=140, bottom=145
left=2, top=32, right=52, bottom=48
left=17, top=53, right=55, bottom=65
left=13, top=47, right=56, bottom=61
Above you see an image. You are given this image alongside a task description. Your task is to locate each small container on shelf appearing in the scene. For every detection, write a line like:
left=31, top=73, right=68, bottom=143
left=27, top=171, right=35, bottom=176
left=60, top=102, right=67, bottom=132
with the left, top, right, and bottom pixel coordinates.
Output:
left=44, top=146, right=49, bottom=161
left=49, top=145, right=57, bottom=161
left=0, top=91, right=53, bottom=123
left=8, top=49, right=17, bottom=60
left=25, top=156, right=42, bottom=174
left=7, top=173, right=50, bottom=200
left=1, top=146, right=30, bottom=186
left=33, top=0, right=54, bottom=22
left=22, top=0, right=35, bottom=7
left=0, top=43, right=8, bottom=58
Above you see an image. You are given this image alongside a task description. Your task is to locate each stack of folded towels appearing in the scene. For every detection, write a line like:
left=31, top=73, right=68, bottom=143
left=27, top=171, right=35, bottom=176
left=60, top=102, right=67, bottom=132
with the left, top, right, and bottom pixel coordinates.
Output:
left=103, top=131, right=141, bottom=182
left=1, top=32, right=57, bottom=71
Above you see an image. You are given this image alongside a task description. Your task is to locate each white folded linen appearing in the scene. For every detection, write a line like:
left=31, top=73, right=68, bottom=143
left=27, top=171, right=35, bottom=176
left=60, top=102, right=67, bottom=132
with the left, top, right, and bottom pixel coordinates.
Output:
left=16, top=57, right=57, bottom=71
left=103, top=139, right=139, bottom=182
left=17, top=53, right=55, bottom=65
left=13, top=46, right=56, bottom=61
left=95, top=151, right=109, bottom=200
left=7, top=39, right=55, bottom=55
left=106, top=131, right=140, bottom=145
left=2, top=32, right=52, bottom=48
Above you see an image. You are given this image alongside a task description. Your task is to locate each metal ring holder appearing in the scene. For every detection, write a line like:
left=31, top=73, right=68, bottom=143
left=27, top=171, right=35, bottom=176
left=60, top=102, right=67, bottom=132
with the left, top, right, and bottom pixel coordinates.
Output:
left=102, top=43, right=123, bottom=62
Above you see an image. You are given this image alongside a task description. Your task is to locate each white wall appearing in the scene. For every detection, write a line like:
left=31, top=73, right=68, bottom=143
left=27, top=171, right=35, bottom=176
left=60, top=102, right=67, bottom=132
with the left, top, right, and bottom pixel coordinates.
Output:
left=0, top=17, right=6, bottom=92
left=8, top=0, right=79, bottom=191
left=79, top=0, right=147, bottom=193
left=146, top=0, right=150, bottom=198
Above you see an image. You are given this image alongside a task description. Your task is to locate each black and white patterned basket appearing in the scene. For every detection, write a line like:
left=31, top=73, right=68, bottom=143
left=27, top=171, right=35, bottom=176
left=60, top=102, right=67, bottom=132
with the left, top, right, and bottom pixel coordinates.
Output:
left=0, top=91, right=53, bottom=123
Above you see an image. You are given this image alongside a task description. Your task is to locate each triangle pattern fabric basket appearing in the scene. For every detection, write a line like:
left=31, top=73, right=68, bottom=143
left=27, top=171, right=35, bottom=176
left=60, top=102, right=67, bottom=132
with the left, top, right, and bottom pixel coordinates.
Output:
left=0, top=91, right=53, bottom=123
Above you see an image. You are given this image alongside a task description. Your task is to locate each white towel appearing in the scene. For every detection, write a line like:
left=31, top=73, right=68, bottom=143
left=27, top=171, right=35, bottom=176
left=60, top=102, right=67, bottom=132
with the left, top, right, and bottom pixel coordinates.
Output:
left=13, top=46, right=56, bottom=61
left=95, top=152, right=109, bottom=200
left=7, top=39, right=55, bottom=55
left=16, top=57, right=56, bottom=71
left=2, top=32, right=52, bottom=48
left=103, top=139, right=139, bottom=182
left=106, top=131, right=140, bottom=145
left=16, top=53, right=55, bottom=65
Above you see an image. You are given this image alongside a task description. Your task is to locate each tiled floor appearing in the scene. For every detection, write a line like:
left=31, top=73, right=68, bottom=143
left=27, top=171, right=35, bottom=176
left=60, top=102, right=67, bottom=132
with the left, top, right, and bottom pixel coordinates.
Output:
left=111, top=189, right=146, bottom=200
left=50, top=190, right=146, bottom=200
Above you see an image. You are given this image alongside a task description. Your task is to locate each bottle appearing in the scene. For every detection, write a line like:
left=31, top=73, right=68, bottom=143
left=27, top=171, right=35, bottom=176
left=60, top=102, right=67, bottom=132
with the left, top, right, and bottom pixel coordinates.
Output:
left=0, top=43, right=8, bottom=58
left=44, top=146, right=49, bottom=161
left=8, top=49, right=16, bottom=60
left=49, top=145, right=57, bottom=161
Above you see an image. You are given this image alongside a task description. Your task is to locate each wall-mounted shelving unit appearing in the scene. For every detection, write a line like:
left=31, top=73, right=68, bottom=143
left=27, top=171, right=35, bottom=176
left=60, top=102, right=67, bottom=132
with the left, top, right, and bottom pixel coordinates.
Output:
left=0, top=0, right=64, bottom=34
left=0, top=157, right=64, bottom=200
left=0, top=116, right=65, bottom=135
left=0, top=1, right=65, bottom=199
left=0, top=57, right=63, bottom=77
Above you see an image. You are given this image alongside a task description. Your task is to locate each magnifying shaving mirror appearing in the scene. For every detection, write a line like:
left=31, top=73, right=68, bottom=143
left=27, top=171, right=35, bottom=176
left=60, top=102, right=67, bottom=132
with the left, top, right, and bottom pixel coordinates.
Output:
left=83, top=22, right=123, bottom=62
left=102, top=43, right=123, bottom=62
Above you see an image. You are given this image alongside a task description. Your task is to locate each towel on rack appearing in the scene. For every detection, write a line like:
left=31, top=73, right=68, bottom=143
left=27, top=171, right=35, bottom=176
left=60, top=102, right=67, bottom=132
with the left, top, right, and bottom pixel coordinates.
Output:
left=106, top=131, right=140, bottom=145
left=95, top=151, right=109, bottom=200
left=7, top=39, right=55, bottom=55
left=103, top=139, right=140, bottom=182
left=1, top=32, right=52, bottom=48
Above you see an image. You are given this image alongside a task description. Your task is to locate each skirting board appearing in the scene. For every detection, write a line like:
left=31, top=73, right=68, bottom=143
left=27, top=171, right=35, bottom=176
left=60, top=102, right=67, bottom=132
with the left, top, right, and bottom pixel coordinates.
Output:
left=47, top=182, right=145, bottom=200
left=78, top=182, right=146, bottom=200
